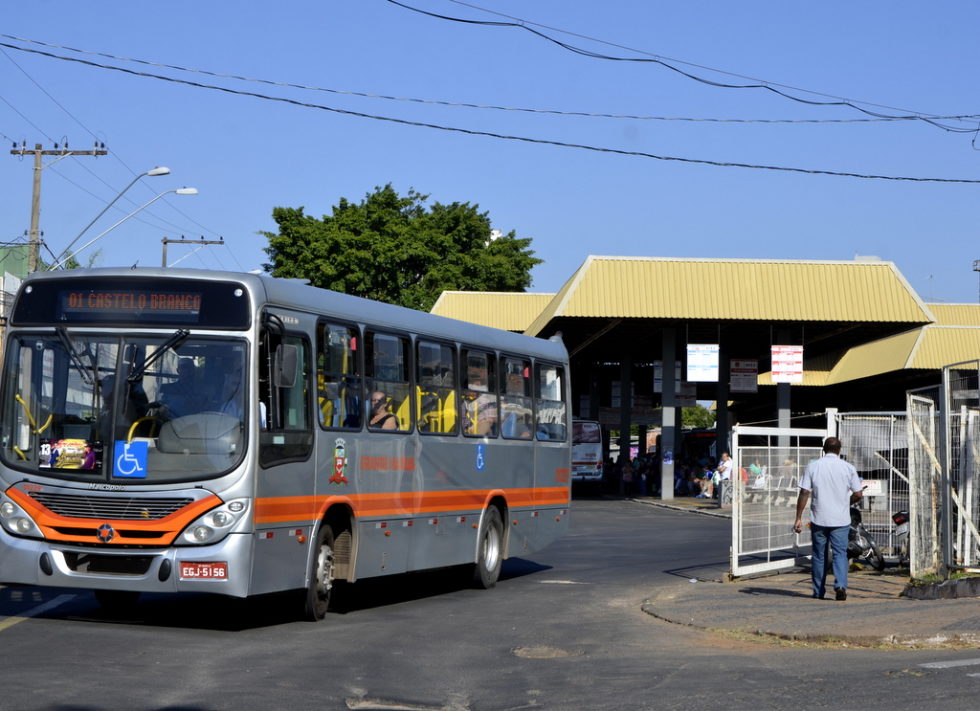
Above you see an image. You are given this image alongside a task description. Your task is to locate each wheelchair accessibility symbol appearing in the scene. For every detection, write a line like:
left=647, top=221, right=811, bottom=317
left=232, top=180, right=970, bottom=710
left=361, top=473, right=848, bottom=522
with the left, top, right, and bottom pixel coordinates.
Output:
left=113, top=440, right=148, bottom=479
left=475, top=443, right=486, bottom=471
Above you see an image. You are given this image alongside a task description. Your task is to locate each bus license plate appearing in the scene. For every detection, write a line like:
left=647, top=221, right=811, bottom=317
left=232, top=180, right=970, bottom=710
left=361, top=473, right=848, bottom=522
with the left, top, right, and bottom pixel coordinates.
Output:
left=178, top=561, right=228, bottom=580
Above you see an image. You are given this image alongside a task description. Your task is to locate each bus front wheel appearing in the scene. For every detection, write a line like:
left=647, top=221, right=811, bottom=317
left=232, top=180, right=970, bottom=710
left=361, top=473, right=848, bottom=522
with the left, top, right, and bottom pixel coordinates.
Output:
left=472, top=507, right=503, bottom=589
left=303, top=523, right=336, bottom=621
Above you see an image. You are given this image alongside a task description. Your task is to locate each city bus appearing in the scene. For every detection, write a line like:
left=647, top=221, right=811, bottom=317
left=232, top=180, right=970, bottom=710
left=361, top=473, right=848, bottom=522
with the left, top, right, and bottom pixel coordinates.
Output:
left=0, top=268, right=571, bottom=619
left=571, top=419, right=603, bottom=491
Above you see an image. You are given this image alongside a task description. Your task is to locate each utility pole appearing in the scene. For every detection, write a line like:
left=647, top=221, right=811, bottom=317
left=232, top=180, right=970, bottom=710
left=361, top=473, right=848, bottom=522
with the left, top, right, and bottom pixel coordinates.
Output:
left=10, top=141, right=108, bottom=272
left=161, top=235, right=225, bottom=267
left=974, top=260, right=980, bottom=303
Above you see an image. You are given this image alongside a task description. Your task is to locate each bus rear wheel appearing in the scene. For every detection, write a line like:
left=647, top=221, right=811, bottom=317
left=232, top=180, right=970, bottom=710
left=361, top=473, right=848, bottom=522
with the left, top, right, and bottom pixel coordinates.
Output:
left=472, top=507, right=503, bottom=589
left=303, top=524, right=336, bottom=621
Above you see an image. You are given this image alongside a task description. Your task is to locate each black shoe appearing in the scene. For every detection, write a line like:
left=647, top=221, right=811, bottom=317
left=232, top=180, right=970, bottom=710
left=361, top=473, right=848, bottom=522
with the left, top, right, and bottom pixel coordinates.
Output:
left=835, top=588, right=847, bottom=601
left=813, top=593, right=825, bottom=600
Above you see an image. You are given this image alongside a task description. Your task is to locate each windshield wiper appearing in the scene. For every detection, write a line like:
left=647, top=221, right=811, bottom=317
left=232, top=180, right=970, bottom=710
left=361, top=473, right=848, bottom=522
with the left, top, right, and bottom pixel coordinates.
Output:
left=55, top=327, right=95, bottom=386
left=128, top=329, right=190, bottom=382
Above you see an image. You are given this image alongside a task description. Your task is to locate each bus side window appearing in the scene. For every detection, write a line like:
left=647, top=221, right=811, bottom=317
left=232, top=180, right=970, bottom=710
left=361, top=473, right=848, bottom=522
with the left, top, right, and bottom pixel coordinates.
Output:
left=316, top=322, right=361, bottom=430
left=461, top=349, right=497, bottom=437
left=365, top=331, right=411, bottom=432
left=259, top=323, right=313, bottom=466
left=416, top=340, right=457, bottom=435
left=535, top=363, right=567, bottom=441
left=500, top=357, right=532, bottom=440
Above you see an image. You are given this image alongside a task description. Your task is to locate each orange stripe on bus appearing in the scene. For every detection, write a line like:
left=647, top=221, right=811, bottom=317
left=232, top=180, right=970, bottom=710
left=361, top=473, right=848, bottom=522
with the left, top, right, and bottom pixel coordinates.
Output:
left=253, top=487, right=570, bottom=524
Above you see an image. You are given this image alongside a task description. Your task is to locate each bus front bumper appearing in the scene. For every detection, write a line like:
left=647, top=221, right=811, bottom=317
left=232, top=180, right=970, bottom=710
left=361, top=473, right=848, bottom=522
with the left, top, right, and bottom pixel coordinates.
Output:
left=0, top=529, right=253, bottom=598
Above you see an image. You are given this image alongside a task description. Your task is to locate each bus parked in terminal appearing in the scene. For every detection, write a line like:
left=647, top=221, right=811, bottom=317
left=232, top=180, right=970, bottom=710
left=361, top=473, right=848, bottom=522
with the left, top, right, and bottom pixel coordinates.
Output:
left=571, top=419, right=603, bottom=490
left=0, top=268, right=570, bottom=619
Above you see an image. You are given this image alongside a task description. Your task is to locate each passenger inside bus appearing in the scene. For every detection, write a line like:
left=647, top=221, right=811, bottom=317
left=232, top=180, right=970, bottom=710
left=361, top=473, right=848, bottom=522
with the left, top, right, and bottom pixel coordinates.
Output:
left=368, top=391, right=398, bottom=430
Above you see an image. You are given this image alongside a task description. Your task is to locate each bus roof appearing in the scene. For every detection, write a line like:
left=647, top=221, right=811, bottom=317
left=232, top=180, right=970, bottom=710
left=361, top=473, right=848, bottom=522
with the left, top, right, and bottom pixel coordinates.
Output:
left=18, top=267, right=568, bottom=362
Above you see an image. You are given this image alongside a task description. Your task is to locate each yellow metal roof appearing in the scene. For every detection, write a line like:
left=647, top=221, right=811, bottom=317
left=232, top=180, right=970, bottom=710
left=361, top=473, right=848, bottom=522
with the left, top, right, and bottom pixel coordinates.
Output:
left=927, top=303, right=980, bottom=327
left=526, top=256, right=933, bottom=336
left=823, top=303, right=980, bottom=384
left=759, top=304, right=980, bottom=386
left=430, top=291, right=556, bottom=332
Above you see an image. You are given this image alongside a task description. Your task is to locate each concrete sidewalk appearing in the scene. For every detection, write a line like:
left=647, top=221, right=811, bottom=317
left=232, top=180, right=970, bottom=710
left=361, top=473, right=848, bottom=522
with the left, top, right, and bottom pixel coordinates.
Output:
left=633, top=496, right=980, bottom=648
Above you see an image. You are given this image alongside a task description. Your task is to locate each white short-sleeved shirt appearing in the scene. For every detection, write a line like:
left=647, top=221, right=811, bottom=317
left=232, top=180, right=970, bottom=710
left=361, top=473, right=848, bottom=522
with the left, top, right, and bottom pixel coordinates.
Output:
left=799, top=453, right=862, bottom=527
left=718, top=457, right=733, bottom=480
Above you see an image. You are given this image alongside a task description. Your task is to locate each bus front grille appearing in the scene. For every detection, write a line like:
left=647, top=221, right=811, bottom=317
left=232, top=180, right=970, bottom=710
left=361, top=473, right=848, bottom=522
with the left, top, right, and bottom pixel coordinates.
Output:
left=29, top=492, right=194, bottom=520
left=63, top=551, right=155, bottom=575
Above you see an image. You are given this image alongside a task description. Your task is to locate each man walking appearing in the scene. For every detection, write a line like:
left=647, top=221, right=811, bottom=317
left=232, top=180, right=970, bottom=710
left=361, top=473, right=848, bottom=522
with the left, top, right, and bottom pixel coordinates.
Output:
left=793, top=437, right=863, bottom=600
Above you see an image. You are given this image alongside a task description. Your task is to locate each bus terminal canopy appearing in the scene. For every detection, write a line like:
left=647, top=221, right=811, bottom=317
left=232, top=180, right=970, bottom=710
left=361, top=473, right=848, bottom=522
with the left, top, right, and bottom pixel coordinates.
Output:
left=431, top=256, right=979, bottom=459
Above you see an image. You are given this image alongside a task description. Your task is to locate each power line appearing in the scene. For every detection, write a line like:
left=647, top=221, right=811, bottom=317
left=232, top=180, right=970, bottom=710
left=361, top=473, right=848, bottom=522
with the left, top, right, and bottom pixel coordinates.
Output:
left=1, top=44, right=227, bottom=255
left=391, top=0, right=980, bottom=135
left=2, top=39, right=978, bottom=185
left=3, top=32, right=978, bottom=128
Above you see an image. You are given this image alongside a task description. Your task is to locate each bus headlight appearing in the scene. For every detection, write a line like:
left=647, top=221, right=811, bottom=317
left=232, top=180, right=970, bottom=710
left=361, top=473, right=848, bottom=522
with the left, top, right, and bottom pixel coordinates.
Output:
left=0, top=494, right=43, bottom=538
left=179, top=498, right=249, bottom=545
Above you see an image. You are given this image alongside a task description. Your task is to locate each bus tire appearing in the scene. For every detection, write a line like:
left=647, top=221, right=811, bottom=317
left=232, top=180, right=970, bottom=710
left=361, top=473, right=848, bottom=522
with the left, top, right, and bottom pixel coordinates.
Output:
left=472, top=506, right=503, bottom=589
left=303, top=523, right=336, bottom=621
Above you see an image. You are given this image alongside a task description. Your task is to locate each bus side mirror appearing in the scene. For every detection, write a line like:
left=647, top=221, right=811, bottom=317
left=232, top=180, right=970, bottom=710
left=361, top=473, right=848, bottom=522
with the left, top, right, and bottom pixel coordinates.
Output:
left=274, top=344, right=298, bottom=388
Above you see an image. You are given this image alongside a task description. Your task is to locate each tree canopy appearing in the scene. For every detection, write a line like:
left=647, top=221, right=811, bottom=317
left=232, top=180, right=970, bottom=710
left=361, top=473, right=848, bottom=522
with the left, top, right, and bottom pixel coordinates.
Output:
left=261, top=184, right=542, bottom=311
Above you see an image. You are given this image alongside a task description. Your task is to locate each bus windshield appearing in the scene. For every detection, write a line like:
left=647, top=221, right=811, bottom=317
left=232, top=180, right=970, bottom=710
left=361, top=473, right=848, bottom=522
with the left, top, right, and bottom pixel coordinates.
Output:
left=0, top=331, right=247, bottom=483
left=573, top=420, right=601, bottom=444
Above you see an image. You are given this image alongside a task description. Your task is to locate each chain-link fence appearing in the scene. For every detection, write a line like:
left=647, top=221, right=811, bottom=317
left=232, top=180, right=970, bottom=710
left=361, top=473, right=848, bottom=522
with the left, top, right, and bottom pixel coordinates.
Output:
left=731, top=425, right=827, bottom=577
left=837, top=413, right=908, bottom=556
left=906, top=363, right=980, bottom=577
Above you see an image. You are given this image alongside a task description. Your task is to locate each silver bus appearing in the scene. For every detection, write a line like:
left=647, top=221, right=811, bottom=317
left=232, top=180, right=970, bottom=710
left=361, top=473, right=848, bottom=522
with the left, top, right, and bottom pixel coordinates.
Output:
left=0, top=268, right=570, bottom=619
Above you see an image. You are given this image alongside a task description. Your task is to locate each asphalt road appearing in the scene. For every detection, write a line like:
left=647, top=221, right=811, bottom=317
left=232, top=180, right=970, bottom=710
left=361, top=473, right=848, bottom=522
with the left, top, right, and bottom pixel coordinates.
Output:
left=1, top=498, right=978, bottom=710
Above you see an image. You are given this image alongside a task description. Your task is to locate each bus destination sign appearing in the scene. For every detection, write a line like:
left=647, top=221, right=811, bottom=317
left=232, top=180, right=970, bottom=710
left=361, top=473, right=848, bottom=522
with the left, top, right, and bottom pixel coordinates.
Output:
left=62, top=290, right=202, bottom=317
left=12, top=276, right=251, bottom=329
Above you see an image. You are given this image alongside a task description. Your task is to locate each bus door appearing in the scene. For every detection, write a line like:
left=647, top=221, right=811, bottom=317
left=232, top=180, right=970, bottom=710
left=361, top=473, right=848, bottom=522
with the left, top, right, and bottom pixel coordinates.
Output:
left=250, top=311, right=316, bottom=595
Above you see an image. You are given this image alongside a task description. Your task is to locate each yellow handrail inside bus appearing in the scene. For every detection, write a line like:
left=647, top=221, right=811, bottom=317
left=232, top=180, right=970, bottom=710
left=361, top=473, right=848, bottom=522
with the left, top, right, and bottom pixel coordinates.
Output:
left=127, top=417, right=158, bottom=443
left=15, top=394, right=53, bottom=434
left=12, top=446, right=26, bottom=460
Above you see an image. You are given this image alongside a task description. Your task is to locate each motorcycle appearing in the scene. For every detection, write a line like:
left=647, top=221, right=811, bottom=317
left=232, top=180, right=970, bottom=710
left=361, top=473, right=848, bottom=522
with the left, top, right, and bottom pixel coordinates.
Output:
left=822, top=503, right=885, bottom=573
left=892, top=509, right=910, bottom=566
left=847, top=504, right=885, bottom=571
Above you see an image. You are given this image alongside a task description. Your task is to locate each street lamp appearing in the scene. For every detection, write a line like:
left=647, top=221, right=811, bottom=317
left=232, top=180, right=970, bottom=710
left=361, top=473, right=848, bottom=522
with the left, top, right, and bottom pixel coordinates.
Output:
left=53, top=166, right=171, bottom=266
left=51, top=187, right=198, bottom=270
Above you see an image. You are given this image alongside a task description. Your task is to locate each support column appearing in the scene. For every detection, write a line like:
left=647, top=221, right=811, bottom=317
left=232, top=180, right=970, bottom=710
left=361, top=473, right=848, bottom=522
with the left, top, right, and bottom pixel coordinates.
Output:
left=777, top=329, right=792, bottom=447
left=618, top=354, right=633, bottom=493
left=716, top=349, right=730, bottom=456
left=660, top=327, right=677, bottom=500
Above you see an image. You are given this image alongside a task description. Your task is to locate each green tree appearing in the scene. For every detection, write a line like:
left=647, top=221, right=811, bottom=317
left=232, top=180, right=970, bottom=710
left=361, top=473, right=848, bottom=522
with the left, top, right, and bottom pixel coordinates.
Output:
left=261, top=184, right=542, bottom=311
left=682, top=403, right=716, bottom=429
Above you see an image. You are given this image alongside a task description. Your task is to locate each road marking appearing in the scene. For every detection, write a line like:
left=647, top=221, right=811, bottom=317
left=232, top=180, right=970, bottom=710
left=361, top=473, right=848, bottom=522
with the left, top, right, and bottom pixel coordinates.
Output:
left=920, top=658, right=980, bottom=669
left=0, top=594, right=75, bottom=631
left=538, top=579, right=589, bottom=585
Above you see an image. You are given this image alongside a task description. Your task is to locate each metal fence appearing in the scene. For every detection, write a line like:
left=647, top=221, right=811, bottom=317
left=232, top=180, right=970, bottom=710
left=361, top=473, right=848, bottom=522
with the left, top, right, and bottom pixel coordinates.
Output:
left=906, top=362, right=980, bottom=577
left=730, top=425, right=827, bottom=577
left=837, top=412, right=909, bottom=556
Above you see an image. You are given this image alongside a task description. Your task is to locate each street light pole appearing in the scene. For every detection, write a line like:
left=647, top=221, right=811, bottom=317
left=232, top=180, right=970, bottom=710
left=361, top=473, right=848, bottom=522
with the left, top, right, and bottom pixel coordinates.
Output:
left=51, top=187, right=198, bottom=270
left=53, top=166, right=171, bottom=266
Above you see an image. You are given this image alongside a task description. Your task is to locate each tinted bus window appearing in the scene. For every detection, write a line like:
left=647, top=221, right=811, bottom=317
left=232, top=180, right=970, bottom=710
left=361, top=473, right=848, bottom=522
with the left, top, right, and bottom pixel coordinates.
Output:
left=461, top=350, right=498, bottom=437
left=500, top=357, right=532, bottom=440
left=365, top=332, right=411, bottom=432
left=316, top=323, right=361, bottom=430
left=417, top=340, right=457, bottom=435
left=535, top=364, right=567, bottom=441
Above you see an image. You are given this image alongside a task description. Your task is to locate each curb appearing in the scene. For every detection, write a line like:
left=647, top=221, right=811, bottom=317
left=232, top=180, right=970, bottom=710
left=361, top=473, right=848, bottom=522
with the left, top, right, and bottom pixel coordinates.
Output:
left=628, top=497, right=732, bottom=519
left=639, top=599, right=980, bottom=648
left=902, top=576, right=980, bottom=600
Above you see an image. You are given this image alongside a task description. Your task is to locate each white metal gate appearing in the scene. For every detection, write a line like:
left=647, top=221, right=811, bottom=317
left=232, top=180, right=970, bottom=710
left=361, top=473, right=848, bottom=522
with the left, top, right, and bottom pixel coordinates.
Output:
left=730, top=425, right=828, bottom=578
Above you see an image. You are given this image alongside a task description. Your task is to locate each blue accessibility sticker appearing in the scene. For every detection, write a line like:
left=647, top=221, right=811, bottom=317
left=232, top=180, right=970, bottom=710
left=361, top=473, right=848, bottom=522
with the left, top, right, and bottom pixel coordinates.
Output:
left=113, top=440, right=148, bottom=478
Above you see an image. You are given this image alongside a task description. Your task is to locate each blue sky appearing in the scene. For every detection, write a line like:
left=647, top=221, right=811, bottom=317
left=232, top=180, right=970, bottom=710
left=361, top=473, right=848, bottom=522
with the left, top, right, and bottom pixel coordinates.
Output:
left=3, top=1, right=979, bottom=303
